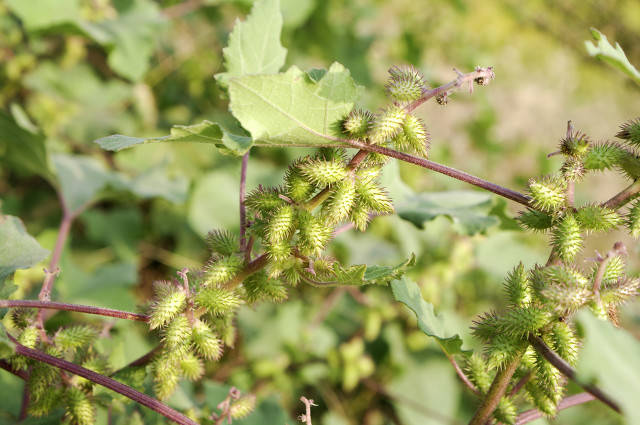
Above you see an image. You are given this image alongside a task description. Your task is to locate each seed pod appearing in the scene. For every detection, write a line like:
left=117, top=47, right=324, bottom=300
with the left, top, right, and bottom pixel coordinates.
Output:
left=583, top=142, right=625, bottom=171
left=299, top=157, right=348, bottom=186
left=204, top=255, right=244, bottom=287
left=266, top=204, right=295, bottom=243
left=163, top=315, right=192, bottom=349
left=192, top=320, right=223, bottom=360
left=230, top=394, right=257, bottom=419
left=64, top=386, right=95, bottom=425
left=355, top=179, right=393, bottom=214
left=552, top=214, right=583, bottom=262
left=265, top=239, right=292, bottom=263
left=195, top=287, right=243, bottom=316
left=342, top=109, right=374, bottom=139
left=350, top=200, right=370, bottom=232
left=285, top=162, right=315, bottom=202
left=560, top=157, right=585, bottom=181
left=550, top=322, right=579, bottom=366
left=152, top=353, right=180, bottom=400
left=393, top=114, right=429, bottom=157
left=370, top=104, right=406, bottom=144
left=245, top=187, right=284, bottom=213
left=503, top=263, right=531, bottom=307
left=575, top=205, right=621, bottom=233
left=148, top=285, right=186, bottom=329
left=322, top=179, right=356, bottom=224
left=616, top=117, right=640, bottom=147
left=180, top=351, right=204, bottom=381
left=297, top=210, right=331, bottom=256
left=465, top=353, right=491, bottom=393
left=386, top=65, right=426, bottom=102
left=55, top=325, right=97, bottom=353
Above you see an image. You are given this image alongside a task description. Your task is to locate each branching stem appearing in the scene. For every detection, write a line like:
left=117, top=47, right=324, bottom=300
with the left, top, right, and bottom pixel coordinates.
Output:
left=601, top=179, right=640, bottom=209
left=528, top=335, right=621, bottom=413
left=8, top=333, right=198, bottom=425
left=0, top=300, right=149, bottom=322
left=514, top=393, right=595, bottom=425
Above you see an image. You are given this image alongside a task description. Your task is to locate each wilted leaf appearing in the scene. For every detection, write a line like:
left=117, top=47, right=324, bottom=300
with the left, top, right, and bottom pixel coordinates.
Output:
left=0, top=215, right=50, bottom=283
left=0, top=111, right=54, bottom=182
left=576, top=311, right=640, bottom=424
left=228, top=63, right=362, bottom=147
left=397, top=190, right=501, bottom=235
left=391, top=278, right=468, bottom=355
left=95, top=121, right=252, bottom=156
left=215, top=0, right=287, bottom=87
left=585, top=28, right=640, bottom=86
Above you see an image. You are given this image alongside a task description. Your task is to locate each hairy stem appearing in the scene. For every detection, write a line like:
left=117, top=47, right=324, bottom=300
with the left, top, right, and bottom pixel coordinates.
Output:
left=8, top=334, right=198, bottom=425
left=240, top=151, right=249, bottom=251
left=467, top=355, right=521, bottom=425
left=514, top=393, right=595, bottom=425
left=528, top=335, right=621, bottom=413
left=344, top=139, right=532, bottom=207
left=601, top=179, right=640, bottom=209
left=0, top=300, right=149, bottom=322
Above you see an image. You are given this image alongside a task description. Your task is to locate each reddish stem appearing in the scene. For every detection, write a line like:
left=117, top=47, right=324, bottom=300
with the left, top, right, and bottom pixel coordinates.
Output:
left=0, top=358, right=28, bottom=380
left=8, top=334, right=198, bottom=425
left=240, top=152, right=249, bottom=252
left=38, top=211, right=73, bottom=302
left=0, top=300, right=149, bottom=322
left=514, top=393, right=596, bottom=425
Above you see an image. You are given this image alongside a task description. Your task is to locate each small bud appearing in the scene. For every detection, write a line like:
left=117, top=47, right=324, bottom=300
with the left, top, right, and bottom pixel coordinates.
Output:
left=436, top=93, right=448, bottom=105
left=559, top=131, right=590, bottom=157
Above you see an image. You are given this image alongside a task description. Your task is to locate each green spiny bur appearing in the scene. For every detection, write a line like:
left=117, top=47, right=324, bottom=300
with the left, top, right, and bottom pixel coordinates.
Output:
left=550, top=322, right=579, bottom=366
left=497, top=306, right=551, bottom=338
left=504, top=263, right=531, bottom=307
left=575, top=205, right=621, bottom=233
left=322, top=178, right=356, bottom=224
left=350, top=200, right=371, bottom=231
left=626, top=199, right=640, bottom=237
left=370, top=104, right=406, bottom=144
left=342, top=109, right=374, bottom=139
left=163, top=315, right=192, bottom=349
left=267, top=204, right=295, bottom=243
left=299, top=157, right=348, bottom=186
left=148, top=284, right=186, bottom=329
left=583, top=142, right=625, bottom=171
left=387, top=65, right=426, bottom=99
left=206, top=230, right=238, bottom=256
left=195, top=287, right=243, bottom=316
left=525, top=379, right=557, bottom=417
left=192, top=319, right=223, bottom=360
left=559, top=131, right=590, bottom=157
left=471, top=311, right=501, bottom=342
left=245, top=187, right=284, bottom=213
left=486, top=333, right=526, bottom=370
left=19, top=325, right=39, bottom=349
left=265, top=239, right=292, bottom=263
left=533, top=349, right=563, bottom=405
left=285, top=163, right=315, bottom=202
left=204, top=255, right=243, bottom=286
left=560, top=157, right=585, bottom=181
left=152, top=352, right=180, bottom=400
left=600, top=277, right=640, bottom=307
left=64, top=386, right=95, bottom=425
left=494, top=396, right=517, bottom=425
left=552, top=214, right=582, bottom=262
left=591, top=255, right=625, bottom=285
left=616, top=117, right=640, bottom=147
left=393, top=114, right=429, bottom=156
left=230, top=395, right=257, bottom=419
left=297, top=210, right=331, bottom=255
left=180, top=350, right=204, bottom=381
left=465, top=353, right=491, bottom=393
left=528, top=176, right=566, bottom=213
left=355, top=179, right=393, bottom=214
left=517, top=209, right=553, bottom=231
left=243, top=272, right=287, bottom=303
left=8, top=307, right=34, bottom=330
left=355, top=165, right=382, bottom=183
left=54, top=325, right=97, bottom=353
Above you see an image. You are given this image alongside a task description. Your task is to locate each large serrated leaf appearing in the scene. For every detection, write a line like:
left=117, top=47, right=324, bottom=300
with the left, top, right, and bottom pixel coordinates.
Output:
left=0, top=215, right=50, bottom=283
left=576, top=311, right=640, bottom=424
left=215, top=0, right=287, bottom=87
left=228, top=63, right=362, bottom=147
left=585, top=28, right=640, bottom=86
left=94, top=120, right=252, bottom=156
left=391, top=278, right=468, bottom=355
left=397, top=190, right=501, bottom=235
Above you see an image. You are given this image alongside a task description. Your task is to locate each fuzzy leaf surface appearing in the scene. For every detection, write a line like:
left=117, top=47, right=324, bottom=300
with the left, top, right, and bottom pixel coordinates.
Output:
left=215, top=0, right=287, bottom=87
left=576, top=311, right=640, bottom=424
left=0, top=215, right=50, bottom=283
left=585, top=28, right=640, bottom=85
left=228, top=63, right=362, bottom=147
left=397, top=190, right=501, bottom=235
left=391, top=277, right=467, bottom=355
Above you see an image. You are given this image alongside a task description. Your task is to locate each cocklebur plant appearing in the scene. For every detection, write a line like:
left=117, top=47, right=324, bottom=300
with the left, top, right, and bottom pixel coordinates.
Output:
left=1, top=1, right=639, bottom=423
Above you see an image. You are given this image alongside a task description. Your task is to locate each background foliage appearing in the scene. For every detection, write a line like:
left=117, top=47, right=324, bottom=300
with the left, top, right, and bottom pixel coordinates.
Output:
left=1, top=0, right=639, bottom=424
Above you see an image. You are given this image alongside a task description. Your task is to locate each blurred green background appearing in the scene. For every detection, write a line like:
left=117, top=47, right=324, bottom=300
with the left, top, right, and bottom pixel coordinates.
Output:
left=1, top=0, right=639, bottom=424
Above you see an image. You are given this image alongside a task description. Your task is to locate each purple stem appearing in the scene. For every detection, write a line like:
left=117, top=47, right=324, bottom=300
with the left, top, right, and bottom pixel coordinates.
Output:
left=8, top=333, right=198, bottom=425
left=0, top=300, right=149, bottom=322
left=38, top=211, right=73, bottom=302
left=515, top=393, right=596, bottom=425
left=240, top=152, right=249, bottom=252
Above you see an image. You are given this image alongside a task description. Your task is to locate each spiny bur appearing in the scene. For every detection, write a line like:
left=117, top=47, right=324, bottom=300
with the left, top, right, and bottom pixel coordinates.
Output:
left=517, top=209, right=553, bottom=232
left=625, top=199, right=640, bottom=237
left=551, top=214, right=582, bottom=262
left=206, top=230, right=238, bottom=256
left=370, top=104, right=406, bottom=144
left=393, top=114, right=429, bottom=157
left=204, top=255, right=243, bottom=286
left=342, top=109, right=374, bottom=139
left=195, top=287, right=243, bottom=316
left=527, top=176, right=566, bottom=213
left=192, top=319, right=223, bottom=360
left=299, top=157, right=347, bottom=186
left=322, top=178, right=356, bottom=224
left=575, top=205, right=621, bottom=233
left=616, top=117, right=640, bottom=147
left=148, top=282, right=186, bottom=329
left=230, top=395, right=257, bottom=419
left=583, top=142, right=625, bottom=171
left=297, top=210, right=332, bottom=255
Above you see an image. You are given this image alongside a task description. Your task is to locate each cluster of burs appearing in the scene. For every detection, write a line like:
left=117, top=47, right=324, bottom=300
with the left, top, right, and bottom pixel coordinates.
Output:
left=146, top=65, right=434, bottom=404
left=466, top=119, right=640, bottom=424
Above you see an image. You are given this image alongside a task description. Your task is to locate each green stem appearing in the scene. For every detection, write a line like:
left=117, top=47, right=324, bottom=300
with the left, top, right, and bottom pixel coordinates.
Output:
left=467, top=355, right=521, bottom=425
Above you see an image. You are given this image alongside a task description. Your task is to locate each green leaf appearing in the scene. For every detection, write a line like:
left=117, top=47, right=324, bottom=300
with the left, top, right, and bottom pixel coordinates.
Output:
left=215, top=0, right=287, bottom=87
left=0, top=324, right=15, bottom=360
left=228, top=62, right=362, bottom=147
left=4, top=0, right=82, bottom=30
left=397, top=190, right=501, bottom=235
left=0, top=215, right=50, bottom=283
left=95, top=120, right=252, bottom=156
left=585, top=28, right=640, bottom=86
left=77, top=1, right=165, bottom=81
left=391, top=278, right=468, bottom=355
left=576, top=311, right=640, bottom=424
left=52, top=154, right=116, bottom=215
left=0, top=111, right=54, bottom=182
